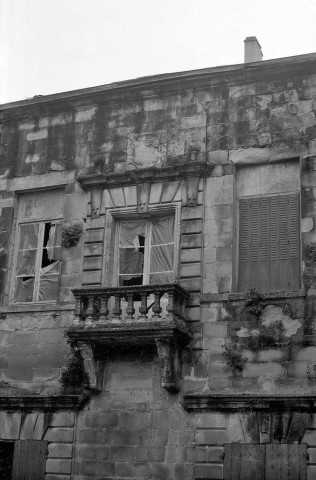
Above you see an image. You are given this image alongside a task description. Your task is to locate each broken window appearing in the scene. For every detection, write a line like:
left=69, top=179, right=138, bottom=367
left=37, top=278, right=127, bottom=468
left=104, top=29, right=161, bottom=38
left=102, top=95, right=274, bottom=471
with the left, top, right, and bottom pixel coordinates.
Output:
left=118, top=216, right=175, bottom=286
left=13, top=221, right=61, bottom=303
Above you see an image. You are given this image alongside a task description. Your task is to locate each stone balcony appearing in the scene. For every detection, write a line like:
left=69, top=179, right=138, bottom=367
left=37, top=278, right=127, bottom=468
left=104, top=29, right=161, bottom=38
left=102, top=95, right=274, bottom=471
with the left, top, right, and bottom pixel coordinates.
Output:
left=66, top=284, right=191, bottom=392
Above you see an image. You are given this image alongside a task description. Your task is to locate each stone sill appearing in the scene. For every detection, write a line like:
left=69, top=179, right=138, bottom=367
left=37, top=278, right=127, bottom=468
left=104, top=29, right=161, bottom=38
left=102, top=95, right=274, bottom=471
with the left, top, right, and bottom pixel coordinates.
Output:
left=200, top=290, right=306, bottom=304
left=0, top=303, right=75, bottom=314
left=0, top=394, right=89, bottom=411
left=182, top=394, right=316, bottom=412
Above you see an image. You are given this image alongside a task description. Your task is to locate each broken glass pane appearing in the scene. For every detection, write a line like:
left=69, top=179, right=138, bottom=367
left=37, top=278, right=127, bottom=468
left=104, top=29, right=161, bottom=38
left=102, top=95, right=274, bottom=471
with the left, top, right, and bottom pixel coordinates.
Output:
left=119, top=248, right=144, bottom=276
left=150, top=244, right=173, bottom=273
left=119, top=220, right=147, bottom=247
left=38, top=261, right=60, bottom=301
left=149, top=272, right=173, bottom=285
left=151, top=216, right=174, bottom=245
left=13, top=277, right=34, bottom=303
left=42, top=223, right=61, bottom=266
left=16, top=250, right=37, bottom=276
left=18, top=223, right=39, bottom=250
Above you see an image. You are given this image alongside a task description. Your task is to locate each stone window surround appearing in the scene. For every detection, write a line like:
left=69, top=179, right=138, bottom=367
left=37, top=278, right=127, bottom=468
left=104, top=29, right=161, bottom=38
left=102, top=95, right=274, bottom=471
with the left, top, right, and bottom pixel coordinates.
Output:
left=103, top=203, right=182, bottom=288
left=232, top=159, right=302, bottom=293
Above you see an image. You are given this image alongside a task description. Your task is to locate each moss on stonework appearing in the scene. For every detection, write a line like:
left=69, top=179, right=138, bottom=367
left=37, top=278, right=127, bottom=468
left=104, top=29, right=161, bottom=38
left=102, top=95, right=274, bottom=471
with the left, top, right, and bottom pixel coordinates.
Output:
left=222, top=338, right=248, bottom=374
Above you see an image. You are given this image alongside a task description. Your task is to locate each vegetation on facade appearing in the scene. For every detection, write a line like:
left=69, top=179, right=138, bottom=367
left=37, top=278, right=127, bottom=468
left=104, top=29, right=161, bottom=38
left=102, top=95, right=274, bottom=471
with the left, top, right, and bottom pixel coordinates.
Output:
left=59, top=343, right=88, bottom=393
left=222, top=339, right=248, bottom=374
left=61, top=222, right=84, bottom=248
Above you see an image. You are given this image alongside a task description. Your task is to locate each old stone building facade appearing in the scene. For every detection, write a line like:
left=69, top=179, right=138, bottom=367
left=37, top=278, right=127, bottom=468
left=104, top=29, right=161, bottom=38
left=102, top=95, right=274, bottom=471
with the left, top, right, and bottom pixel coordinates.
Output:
left=1, top=37, right=316, bottom=478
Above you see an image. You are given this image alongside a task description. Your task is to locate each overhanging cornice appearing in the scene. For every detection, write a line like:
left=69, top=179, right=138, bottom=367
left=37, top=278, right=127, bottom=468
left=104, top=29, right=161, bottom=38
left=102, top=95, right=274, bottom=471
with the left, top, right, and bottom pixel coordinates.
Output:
left=182, top=394, right=316, bottom=412
left=77, top=162, right=214, bottom=190
left=0, top=394, right=90, bottom=411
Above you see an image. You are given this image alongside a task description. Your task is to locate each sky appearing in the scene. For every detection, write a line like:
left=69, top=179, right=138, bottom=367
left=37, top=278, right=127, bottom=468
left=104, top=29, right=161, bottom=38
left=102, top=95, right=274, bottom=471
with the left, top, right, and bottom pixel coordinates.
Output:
left=1, top=0, right=316, bottom=104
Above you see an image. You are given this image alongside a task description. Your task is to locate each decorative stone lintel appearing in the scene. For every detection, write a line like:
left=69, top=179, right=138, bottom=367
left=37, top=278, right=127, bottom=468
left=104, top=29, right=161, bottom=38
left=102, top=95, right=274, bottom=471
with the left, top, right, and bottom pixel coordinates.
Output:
left=0, top=395, right=89, bottom=412
left=182, top=394, right=316, bottom=412
left=77, top=162, right=214, bottom=190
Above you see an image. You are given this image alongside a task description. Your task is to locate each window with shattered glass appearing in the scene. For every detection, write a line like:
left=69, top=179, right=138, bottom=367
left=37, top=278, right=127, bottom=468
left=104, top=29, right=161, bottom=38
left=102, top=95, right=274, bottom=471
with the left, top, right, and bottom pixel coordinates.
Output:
left=118, top=216, right=175, bottom=285
left=13, top=221, right=62, bottom=303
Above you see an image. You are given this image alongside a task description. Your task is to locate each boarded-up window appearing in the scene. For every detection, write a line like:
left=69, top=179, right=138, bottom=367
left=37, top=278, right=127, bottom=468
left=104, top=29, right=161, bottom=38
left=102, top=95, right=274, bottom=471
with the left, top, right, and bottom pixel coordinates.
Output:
left=238, top=194, right=300, bottom=292
left=224, top=443, right=307, bottom=480
left=10, top=440, right=47, bottom=480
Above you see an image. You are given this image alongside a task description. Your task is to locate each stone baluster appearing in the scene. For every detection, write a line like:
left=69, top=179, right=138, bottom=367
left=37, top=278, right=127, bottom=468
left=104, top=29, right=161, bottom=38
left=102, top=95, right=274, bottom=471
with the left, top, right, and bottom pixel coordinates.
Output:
left=126, top=293, right=135, bottom=321
left=73, top=294, right=83, bottom=325
left=99, top=295, right=109, bottom=324
left=81, top=296, right=89, bottom=321
left=138, top=292, right=148, bottom=320
left=85, top=295, right=95, bottom=325
left=166, top=289, right=175, bottom=316
left=152, top=291, right=162, bottom=320
left=112, top=294, right=122, bottom=322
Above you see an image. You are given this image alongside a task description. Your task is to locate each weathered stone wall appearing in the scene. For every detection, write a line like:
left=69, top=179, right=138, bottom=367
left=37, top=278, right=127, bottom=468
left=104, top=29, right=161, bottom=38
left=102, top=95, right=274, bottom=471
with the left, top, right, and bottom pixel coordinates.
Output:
left=74, top=355, right=193, bottom=480
left=1, top=59, right=316, bottom=478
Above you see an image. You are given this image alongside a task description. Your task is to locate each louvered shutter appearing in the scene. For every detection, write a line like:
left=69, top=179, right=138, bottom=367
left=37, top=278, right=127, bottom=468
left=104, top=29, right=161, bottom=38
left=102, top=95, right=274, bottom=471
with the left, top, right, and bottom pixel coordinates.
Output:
left=238, top=194, right=300, bottom=292
left=12, top=440, right=48, bottom=480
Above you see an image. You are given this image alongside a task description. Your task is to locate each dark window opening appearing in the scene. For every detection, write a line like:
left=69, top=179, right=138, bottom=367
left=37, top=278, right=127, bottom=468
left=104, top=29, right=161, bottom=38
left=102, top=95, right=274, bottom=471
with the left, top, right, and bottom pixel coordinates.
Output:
left=41, top=223, right=57, bottom=268
left=0, top=441, right=14, bottom=479
left=121, top=234, right=145, bottom=287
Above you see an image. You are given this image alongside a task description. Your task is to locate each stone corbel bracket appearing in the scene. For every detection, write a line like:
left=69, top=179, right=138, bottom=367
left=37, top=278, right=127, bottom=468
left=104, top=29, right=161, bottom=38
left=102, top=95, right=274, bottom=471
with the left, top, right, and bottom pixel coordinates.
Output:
left=67, top=319, right=191, bottom=394
left=155, top=337, right=181, bottom=392
left=77, top=341, right=104, bottom=392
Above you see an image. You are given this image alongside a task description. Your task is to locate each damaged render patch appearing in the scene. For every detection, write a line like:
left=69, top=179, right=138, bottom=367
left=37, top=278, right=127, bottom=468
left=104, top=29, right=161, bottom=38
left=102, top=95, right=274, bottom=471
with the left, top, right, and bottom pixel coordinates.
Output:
left=261, top=305, right=301, bottom=337
left=236, top=305, right=302, bottom=339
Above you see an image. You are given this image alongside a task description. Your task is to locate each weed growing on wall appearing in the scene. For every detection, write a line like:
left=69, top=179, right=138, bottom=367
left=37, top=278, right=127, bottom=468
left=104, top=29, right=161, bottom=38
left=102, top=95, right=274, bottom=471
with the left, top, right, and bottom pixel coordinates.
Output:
left=59, top=344, right=88, bottom=393
left=222, top=338, right=248, bottom=374
left=62, top=223, right=84, bottom=248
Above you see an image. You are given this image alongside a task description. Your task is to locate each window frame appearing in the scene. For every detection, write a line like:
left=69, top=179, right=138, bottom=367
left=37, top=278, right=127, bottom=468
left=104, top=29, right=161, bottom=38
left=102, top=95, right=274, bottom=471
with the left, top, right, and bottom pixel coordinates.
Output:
left=10, top=217, right=62, bottom=304
left=102, top=204, right=181, bottom=287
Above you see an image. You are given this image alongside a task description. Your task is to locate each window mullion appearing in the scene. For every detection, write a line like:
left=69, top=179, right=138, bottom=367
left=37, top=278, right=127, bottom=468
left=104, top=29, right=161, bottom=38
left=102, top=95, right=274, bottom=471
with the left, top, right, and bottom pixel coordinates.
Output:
left=33, top=222, right=44, bottom=302
left=143, top=221, right=152, bottom=284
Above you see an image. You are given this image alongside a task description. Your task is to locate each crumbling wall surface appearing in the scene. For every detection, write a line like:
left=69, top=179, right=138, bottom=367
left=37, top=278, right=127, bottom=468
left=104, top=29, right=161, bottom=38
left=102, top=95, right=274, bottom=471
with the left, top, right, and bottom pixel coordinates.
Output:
left=1, top=67, right=316, bottom=180
left=0, top=312, right=72, bottom=394
left=74, top=352, right=193, bottom=480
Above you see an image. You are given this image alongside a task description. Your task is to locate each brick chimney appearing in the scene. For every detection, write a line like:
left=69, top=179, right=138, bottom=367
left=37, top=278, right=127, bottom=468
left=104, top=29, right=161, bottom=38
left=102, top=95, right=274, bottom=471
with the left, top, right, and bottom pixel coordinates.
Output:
left=244, top=36, right=263, bottom=63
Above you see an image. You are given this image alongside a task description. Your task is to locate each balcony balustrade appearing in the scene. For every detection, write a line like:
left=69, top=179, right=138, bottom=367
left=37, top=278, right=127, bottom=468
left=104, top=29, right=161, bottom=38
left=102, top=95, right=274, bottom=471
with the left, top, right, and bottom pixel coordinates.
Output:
left=67, top=283, right=191, bottom=393
left=72, top=284, right=188, bottom=325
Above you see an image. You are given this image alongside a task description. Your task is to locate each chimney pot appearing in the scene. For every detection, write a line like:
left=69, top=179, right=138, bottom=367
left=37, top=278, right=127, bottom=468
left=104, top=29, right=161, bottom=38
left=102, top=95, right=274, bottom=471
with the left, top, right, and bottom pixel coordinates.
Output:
left=244, top=36, right=263, bottom=63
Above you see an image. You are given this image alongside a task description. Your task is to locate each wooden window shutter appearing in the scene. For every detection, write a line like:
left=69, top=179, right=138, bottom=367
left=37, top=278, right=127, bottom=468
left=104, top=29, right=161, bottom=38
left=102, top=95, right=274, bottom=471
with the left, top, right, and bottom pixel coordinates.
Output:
left=223, top=444, right=265, bottom=480
left=224, top=444, right=307, bottom=480
left=12, top=440, right=48, bottom=480
left=265, top=444, right=307, bottom=479
left=238, top=194, right=300, bottom=292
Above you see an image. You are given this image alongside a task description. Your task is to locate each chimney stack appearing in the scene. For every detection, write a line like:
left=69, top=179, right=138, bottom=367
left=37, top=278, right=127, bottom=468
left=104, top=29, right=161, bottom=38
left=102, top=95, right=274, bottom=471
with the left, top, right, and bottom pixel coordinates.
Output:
left=244, top=37, right=263, bottom=63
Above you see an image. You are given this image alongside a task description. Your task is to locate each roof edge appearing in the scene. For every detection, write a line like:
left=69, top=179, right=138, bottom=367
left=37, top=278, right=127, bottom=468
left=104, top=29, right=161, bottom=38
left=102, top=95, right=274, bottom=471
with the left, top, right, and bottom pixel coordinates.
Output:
left=1, top=51, right=316, bottom=111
